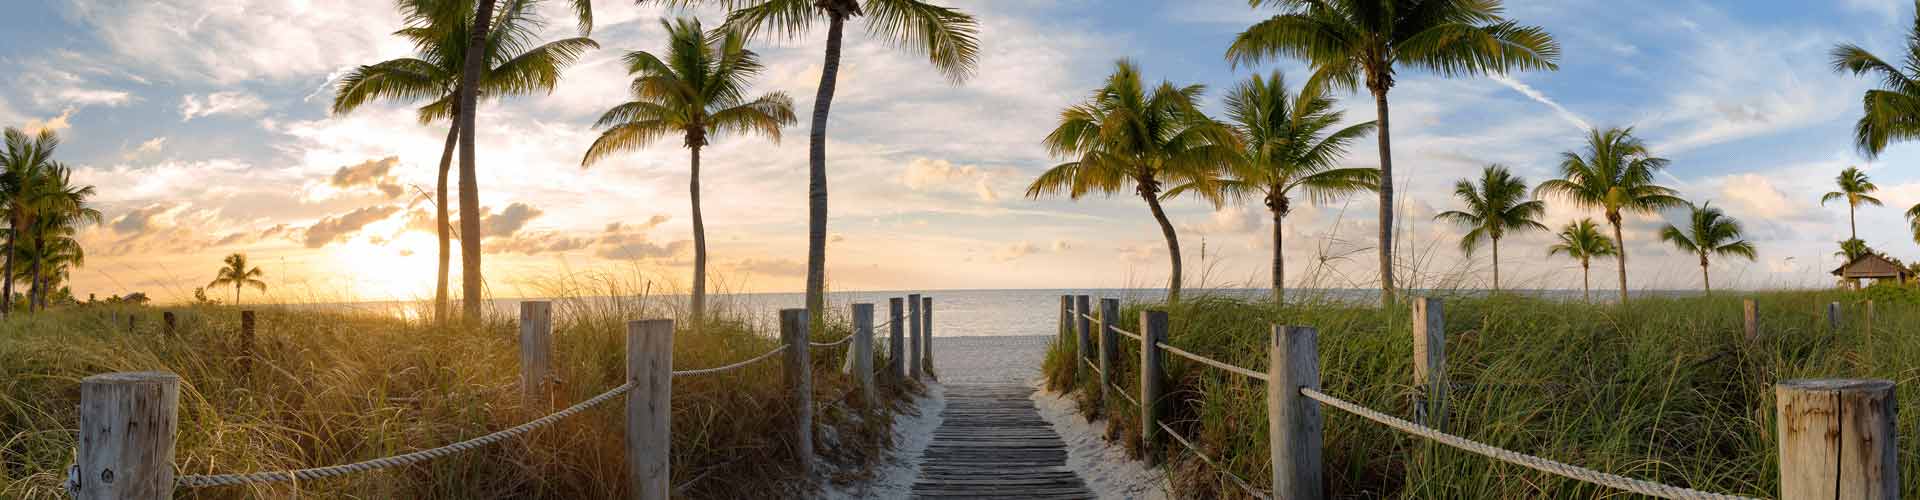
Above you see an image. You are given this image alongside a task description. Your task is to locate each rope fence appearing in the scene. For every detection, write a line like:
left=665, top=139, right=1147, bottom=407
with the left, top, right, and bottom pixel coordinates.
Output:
left=1156, top=342, right=1267, bottom=382
left=1156, top=421, right=1268, bottom=500
left=1076, top=311, right=1141, bottom=341
left=673, top=344, right=789, bottom=377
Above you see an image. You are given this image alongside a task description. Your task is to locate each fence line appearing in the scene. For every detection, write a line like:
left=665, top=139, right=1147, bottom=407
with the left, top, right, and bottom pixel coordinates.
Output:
left=672, top=344, right=789, bottom=377
left=1078, top=311, right=1142, bottom=341
left=1156, top=420, right=1268, bottom=500
left=1156, top=342, right=1268, bottom=381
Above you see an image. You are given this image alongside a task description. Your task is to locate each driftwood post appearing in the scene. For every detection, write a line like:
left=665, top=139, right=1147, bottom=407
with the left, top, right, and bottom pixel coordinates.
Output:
left=1827, top=302, right=1841, bottom=332
left=922, top=296, right=935, bottom=379
left=1776, top=379, right=1898, bottom=499
left=627, top=319, right=673, bottom=500
left=889, top=298, right=905, bottom=382
left=1139, top=310, right=1168, bottom=464
left=1743, top=299, right=1758, bottom=341
left=1058, top=295, right=1076, bottom=383
left=520, top=301, right=554, bottom=408
left=908, top=294, right=922, bottom=380
left=780, top=309, right=814, bottom=474
left=76, top=372, right=179, bottom=500
left=1269, top=325, right=1323, bottom=500
left=852, top=303, right=876, bottom=407
left=162, top=312, right=176, bottom=337
left=1413, top=297, right=1446, bottom=429
left=239, top=310, right=256, bottom=376
left=1098, top=298, right=1119, bottom=411
left=1075, top=295, right=1093, bottom=365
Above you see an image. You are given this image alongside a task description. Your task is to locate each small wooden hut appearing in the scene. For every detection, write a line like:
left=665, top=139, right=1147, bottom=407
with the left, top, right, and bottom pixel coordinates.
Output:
left=1831, top=253, right=1912, bottom=287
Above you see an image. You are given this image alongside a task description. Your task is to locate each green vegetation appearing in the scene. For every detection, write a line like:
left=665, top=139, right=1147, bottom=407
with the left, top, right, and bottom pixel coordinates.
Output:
left=0, top=128, right=101, bottom=315
left=1658, top=202, right=1757, bottom=295
left=0, top=278, right=915, bottom=499
left=1434, top=165, right=1548, bottom=292
left=1544, top=219, right=1617, bottom=303
left=1044, top=291, right=1920, bottom=498
left=1535, top=127, right=1684, bottom=305
left=1821, top=166, right=1881, bottom=242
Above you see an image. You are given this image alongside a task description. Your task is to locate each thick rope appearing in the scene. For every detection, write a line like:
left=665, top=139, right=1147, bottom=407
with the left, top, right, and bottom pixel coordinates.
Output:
left=1156, top=342, right=1268, bottom=381
left=1073, top=311, right=1143, bottom=341
left=673, top=345, right=788, bottom=377
left=177, top=381, right=637, bottom=488
left=809, top=333, right=856, bottom=348
left=1299, top=388, right=1764, bottom=500
left=1157, top=421, right=1269, bottom=500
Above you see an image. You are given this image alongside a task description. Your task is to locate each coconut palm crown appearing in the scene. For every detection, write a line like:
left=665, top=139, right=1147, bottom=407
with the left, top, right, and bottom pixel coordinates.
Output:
left=582, top=17, right=796, bottom=323
left=1028, top=59, right=1240, bottom=304
left=1535, top=127, right=1684, bottom=304
left=1658, top=201, right=1756, bottom=295
left=1546, top=218, right=1617, bottom=303
left=1831, top=9, right=1920, bottom=157
left=1434, top=164, right=1547, bottom=292
left=1224, top=0, right=1561, bottom=305
left=1820, top=166, right=1882, bottom=242
left=209, top=253, right=267, bottom=305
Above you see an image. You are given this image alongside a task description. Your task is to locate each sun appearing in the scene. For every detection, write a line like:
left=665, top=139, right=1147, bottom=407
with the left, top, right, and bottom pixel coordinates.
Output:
left=326, top=228, right=440, bottom=301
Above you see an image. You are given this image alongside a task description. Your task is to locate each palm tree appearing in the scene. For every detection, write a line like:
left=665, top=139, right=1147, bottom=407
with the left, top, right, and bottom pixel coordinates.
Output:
left=582, top=18, right=796, bottom=323
left=1535, top=127, right=1685, bottom=304
left=654, top=0, right=980, bottom=330
left=1658, top=201, right=1756, bottom=295
left=1434, top=165, right=1547, bottom=292
left=14, top=164, right=100, bottom=312
left=13, top=218, right=84, bottom=311
left=1820, top=166, right=1881, bottom=242
left=1168, top=71, right=1375, bottom=303
left=1906, top=203, right=1920, bottom=245
left=1225, top=0, right=1560, bottom=305
left=0, top=127, right=60, bottom=318
left=336, top=0, right=597, bottom=324
left=209, top=253, right=267, bottom=305
left=1831, top=11, right=1920, bottom=157
left=1028, top=60, right=1239, bottom=304
left=1545, top=218, right=1616, bottom=303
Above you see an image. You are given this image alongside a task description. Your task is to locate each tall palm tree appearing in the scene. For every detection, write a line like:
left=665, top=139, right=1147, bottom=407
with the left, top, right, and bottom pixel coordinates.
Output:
left=1027, top=60, right=1240, bottom=304
left=1658, top=201, right=1756, bottom=295
left=1168, top=71, right=1375, bottom=303
left=1831, top=9, right=1920, bottom=157
left=1905, top=203, right=1920, bottom=245
left=1225, top=0, right=1560, bottom=305
left=337, top=0, right=597, bottom=324
left=0, top=128, right=66, bottom=317
left=1545, top=218, right=1616, bottom=303
left=653, top=0, right=979, bottom=330
left=1820, top=166, right=1881, bottom=241
left=582, top=18, right=796, bottom=323
left=16, top=164, right=100, bottom=312
left=209, top=253, right=267, bottom=305
left=1434, top=164, right=1547, bottom=292
left=1535, top=127, right=1684, bottom=304
left=13, top=218, right=83, bottom=311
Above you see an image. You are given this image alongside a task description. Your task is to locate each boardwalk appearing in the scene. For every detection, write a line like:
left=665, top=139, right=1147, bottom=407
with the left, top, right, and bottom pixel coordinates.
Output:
left=910, top=384, right=1094, bottom=499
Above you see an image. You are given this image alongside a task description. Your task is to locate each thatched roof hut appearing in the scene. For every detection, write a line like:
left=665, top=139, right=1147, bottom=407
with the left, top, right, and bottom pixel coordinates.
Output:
left=1831, top=253, right=1913, bottom=283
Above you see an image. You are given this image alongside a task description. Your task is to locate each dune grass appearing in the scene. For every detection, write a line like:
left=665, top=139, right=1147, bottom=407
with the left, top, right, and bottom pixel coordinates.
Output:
left=0, top=279, right=915, bottom=499
left=1045, top=289, right=1920, bottom=498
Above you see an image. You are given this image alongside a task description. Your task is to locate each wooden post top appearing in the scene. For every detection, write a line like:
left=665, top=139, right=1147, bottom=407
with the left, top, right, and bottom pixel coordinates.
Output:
left=82, top=372, right=179, bottom=385
left=1778, top=379, right=1894, bottom=392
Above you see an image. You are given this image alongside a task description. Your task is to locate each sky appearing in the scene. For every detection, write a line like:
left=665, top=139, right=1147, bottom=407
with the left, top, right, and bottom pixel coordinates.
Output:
left=3, top=0, right=1918, bottom=303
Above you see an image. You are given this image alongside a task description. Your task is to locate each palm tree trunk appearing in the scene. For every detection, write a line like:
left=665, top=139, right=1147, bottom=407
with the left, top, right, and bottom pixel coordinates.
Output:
left=2, top=222, right=14, bottom=318
left=1849, top=203, right=1858, bottom=241
left=1143, top=189, right=1182, bottom=304
left=454, top=0, right=498, bottom=324
left=1581, top=261, right=1591, bottom=303
left=1372, top=90, right=1396, bottom=307
left=433, top=114, right=458, bottom=326
left=1700, top=254, right=1711, bottom=296
left=235, top=284, right=242, bottom=306
left=1611, top=219, right=1629, bottom=304
left=1271, top=208, right=1285, bottom=304
left=1491, top=237, right=1501, bottom=293
left=690, top=144, right=707, bottom=324
left=28, top=252, right=41, bottom=313
left=804, top=13, right=848, bottom=332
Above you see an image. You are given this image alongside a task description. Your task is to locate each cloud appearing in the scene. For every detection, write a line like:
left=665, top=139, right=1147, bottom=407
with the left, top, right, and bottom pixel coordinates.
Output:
left=483, top=203, right=544, bottom=238
left=122, top=137, right=166, bottom=161
left=491, top=231, right=593, bottom=255
left=110, top=204, right=173, bottom=234
left=55, top=88, right=135, bottom=107
left=902, top=158, right=1000, bottom=203
left=1488, top=74, right=1591, bottom=131
left=23, top=107, right=75, bottom=134
left=303, top=205, right=401, bottom=248
left=181, top=91, right=269, bottom=122
left=595, top=233, right=690, bottom=260
left=1717, top=173, right=1803, bottom=219
left=328, top=156, right=405, bottom=198
left=63, top=0, right=412, bottom=85
left=735, top=258, right=806, bottom=277
left=994, top=241, right=1041, bottom=261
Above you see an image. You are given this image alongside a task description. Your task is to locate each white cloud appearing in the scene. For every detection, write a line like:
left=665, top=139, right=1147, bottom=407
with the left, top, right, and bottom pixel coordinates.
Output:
left=64, top=0, right=413, bottom=84
left=1489, top=74, right=1590, bottom=131
left=180, top=91, right=269, bottom=122
left=122, top=137, right=167, bottom=161
left=22, top=107, right=75, bottom=134
left=54, top=88, right=135, bottom=107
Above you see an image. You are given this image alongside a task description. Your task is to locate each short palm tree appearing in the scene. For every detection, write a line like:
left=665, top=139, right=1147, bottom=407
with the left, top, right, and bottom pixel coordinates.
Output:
left=1225, top=0, right=1560, bottom=305
left=1906, top=203, right=1920, bottom=245
left=0, top=127, right=60, bottom=317
left=1545, top=218, right=1616, bottom=303
left=210, top=253, right=267, bottom=305
left=1167, top=71, right=1375, bottom=304
left=1820, top=166, right=1881, bottom=241
left=1831, top=12, right=1920, bottom=157
left=1434, top=165, right=1547, bottom=292
left=1027, top=59, right=1240, bottom=304
left=334, top=0, right=596, bottom=324
left=1535, top=127, right=1685, bottom=304
left=651, top=0, right=980, bottom=331
left=1658, top=201, right=1756, bottom=295
left=582, top=18, right=796, bottom=323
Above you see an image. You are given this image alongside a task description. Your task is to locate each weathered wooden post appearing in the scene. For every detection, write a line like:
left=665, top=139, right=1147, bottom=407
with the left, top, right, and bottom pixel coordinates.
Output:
left=1775, top=379, right=1898, bottom=499
left=780, top=309, right=814, bottom=473
left=1058, top=294, right=1076, bottom=383
left=1075, top=295, right=1093, bottom=365
left=908, top=293, right=923, bottom=380
left=1269, top=325, right=1323, bottom=500
left=1139, top=310, right=1168, bottom=464
left=162, top=311, right=176, bottom=337
left=76, top=372, right=179, bottom=500
left=1743, top=299, right=1758, bottom=341
left=1098, top=298, right=1119, bottom=411
left=1827, top=302, right=1842, bottom=332
left=922, top=296, right=935, bottom=379
left=1413, top=297, right=1446, bottom=429
left=127, top=314, right=136, bottom=334
left=852, top=303, right=876, bottom=407
left=627, top=319, right=673, bottom=500
left=239, top=310, right=256, bottom=376
left=520, top=301, right=554, bottom=408
left=1865, top=299, right=1876, bottom=335
left=889, top=298, right=905, bottom=383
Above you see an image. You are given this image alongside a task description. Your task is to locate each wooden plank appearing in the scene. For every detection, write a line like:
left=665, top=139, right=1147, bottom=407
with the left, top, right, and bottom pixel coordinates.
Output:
left=77, top=372, right=178, bottom=500
left=627, top=319, right=672, bottom=500
left=910, top=385, right=1095, bottom=500
left=1776, top=379, right=1898, bottom=500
